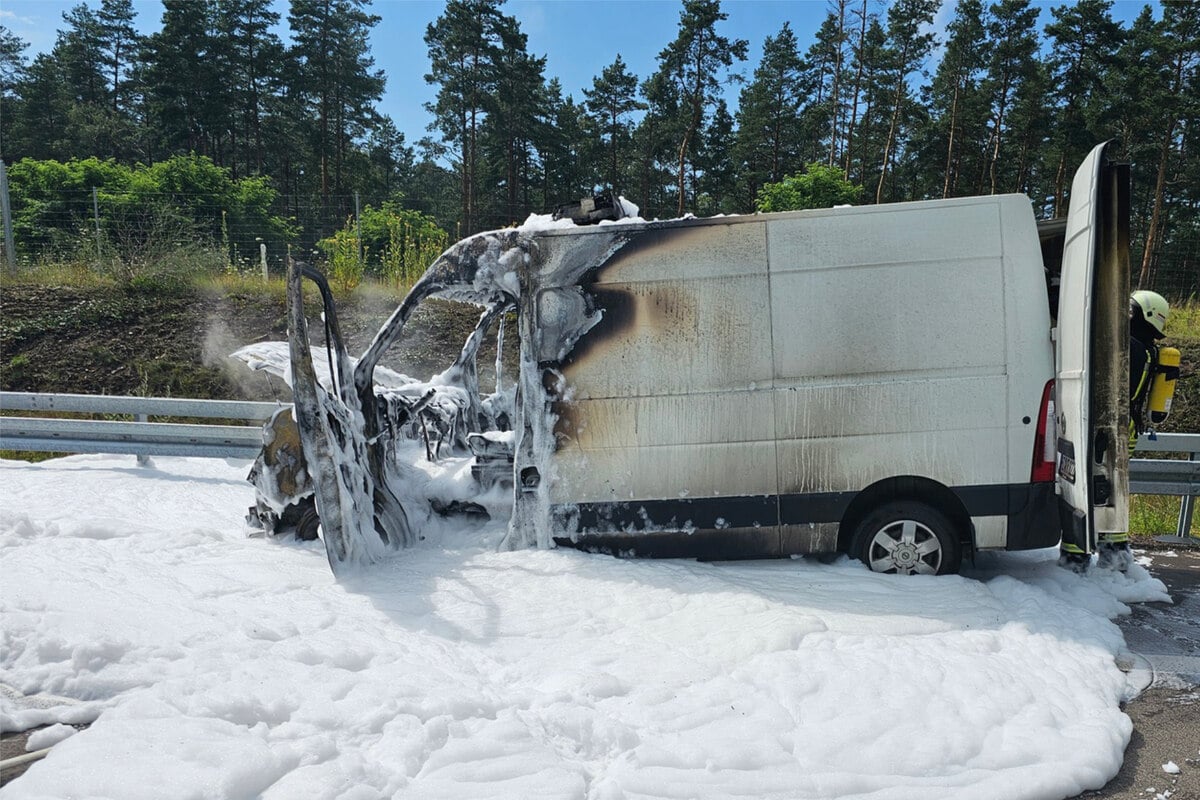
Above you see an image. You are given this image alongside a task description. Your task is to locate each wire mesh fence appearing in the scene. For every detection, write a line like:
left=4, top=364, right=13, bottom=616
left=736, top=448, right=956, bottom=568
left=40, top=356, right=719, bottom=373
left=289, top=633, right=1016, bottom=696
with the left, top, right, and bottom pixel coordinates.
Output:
left=1, top=184, right=1196, bottom=300
left=0, top=186, right=451, bottom=289
left=1138, top=224, right=1198, bottom=300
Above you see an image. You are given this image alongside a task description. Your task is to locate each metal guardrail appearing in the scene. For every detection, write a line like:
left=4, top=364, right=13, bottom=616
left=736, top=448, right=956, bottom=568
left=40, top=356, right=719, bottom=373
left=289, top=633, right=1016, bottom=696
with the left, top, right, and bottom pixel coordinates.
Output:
left=1, top=392, right=1196, bottom=538
left=0, top=392, right=280, bottom=460
left=1132, top=432, right=1199, bottom=541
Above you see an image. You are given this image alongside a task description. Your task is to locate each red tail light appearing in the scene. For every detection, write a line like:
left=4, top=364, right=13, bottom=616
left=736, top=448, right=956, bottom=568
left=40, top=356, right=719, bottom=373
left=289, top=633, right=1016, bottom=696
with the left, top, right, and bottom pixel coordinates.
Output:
left=1031, top=380, right=1056, bottom=483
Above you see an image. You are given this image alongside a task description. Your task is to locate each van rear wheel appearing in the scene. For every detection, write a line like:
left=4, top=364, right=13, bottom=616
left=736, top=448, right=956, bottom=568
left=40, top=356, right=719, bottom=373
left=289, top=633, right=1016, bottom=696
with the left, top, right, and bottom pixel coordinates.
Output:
left=851, top=502, right=961, bottom=576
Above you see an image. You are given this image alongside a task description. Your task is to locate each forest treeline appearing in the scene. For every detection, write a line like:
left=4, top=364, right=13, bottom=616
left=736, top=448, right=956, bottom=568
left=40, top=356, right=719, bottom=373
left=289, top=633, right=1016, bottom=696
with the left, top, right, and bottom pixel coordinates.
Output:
left=0, top=0, right=1196, bottom=293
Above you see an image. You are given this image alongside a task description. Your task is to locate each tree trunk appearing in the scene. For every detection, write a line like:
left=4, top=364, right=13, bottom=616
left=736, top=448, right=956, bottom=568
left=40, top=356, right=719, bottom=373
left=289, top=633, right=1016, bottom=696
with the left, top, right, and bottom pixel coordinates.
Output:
left=676, top=127, right=693, bottom=216
left=875, top=43, right=912, bottom=203
left=984, top=74, right=1012, bottom=195
left=828, top=0, right=847, bottom=167
left=942, top=79, right=960, bottom=199
left=843, top=0, right=868, bottom=175
left=1139, top=122, right=1178, bottom=289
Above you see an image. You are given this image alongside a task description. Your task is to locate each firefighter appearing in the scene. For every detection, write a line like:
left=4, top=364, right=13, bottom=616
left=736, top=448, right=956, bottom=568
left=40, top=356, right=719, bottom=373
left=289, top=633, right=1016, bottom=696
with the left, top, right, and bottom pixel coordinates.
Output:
left=1061, top=290, right=1173, bottom=572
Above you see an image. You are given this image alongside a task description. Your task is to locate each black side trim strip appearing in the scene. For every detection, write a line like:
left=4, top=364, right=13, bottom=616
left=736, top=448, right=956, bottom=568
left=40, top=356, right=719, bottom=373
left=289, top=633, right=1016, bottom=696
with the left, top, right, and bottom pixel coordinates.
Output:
left=553, top=481, right=1062, bottom=553
left=779, top=492, right=857, bottom=524
left=563, top=495, right=777, bottom=534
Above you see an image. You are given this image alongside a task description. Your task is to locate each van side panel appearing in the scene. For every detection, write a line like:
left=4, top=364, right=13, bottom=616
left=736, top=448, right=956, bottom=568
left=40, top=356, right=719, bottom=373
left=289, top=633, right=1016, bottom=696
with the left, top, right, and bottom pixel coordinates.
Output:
left=766, top=200, right=1011, bottom=549
left=550, top=223, right=779, bottom=546
left=542, top=197, right=1060, bottom=558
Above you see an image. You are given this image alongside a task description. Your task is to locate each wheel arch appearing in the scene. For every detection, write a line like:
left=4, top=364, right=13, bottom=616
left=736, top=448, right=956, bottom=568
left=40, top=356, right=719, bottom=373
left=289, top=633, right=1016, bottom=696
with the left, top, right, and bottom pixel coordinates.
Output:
left=836, top=475, right=975, bottom=554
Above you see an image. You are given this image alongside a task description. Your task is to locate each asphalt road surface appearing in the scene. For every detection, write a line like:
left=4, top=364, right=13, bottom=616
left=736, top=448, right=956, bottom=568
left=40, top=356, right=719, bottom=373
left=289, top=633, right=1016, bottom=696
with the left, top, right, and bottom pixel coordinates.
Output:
left=1080, top=546, right=1200, bottom=800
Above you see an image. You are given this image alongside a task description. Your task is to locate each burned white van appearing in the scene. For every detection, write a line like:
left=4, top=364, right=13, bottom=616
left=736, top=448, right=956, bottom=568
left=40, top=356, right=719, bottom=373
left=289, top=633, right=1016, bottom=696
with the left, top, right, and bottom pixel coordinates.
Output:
left=239, top=142, right=1128, bottom=577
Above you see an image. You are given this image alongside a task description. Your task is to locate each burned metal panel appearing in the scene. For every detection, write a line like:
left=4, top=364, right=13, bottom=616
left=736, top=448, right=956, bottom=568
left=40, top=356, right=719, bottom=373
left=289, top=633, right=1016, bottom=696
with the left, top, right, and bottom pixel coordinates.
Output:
left=772, top=351, right=1009, bottom=502
left=1054, top=143, right=1130, bottom=552
left=534, top=221, right=781, bottom=525
left=551, top=493, right=780, bottom=558
left=557, top=274, right=774, bottom=400
left=773, top=377, right=1008, bottom=441
left=550, top=440, right=779, bottom=505
left=558, top=390, right=775, bottom=451
left=587, top=220, right=769, bottom=286
left=550, top=222, right=773, bottom=402
left=506, top=227, right=642, bottom=550
left=775, top=428, right=1004, bottom=496
left=1091, top=161, right=1131, bottom=537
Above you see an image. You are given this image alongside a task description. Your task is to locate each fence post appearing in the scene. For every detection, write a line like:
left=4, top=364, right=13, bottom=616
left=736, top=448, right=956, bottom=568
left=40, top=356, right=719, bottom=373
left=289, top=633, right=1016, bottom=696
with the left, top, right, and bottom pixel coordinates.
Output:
left=354, top=191, right=362, bottom=270
left=92, top=187, right=102, bottom=265
left=0, top=160, right=14, bottom=273
left=259, top=240, right=268, bottom=281
left=0, top=159, right=15, bottom=273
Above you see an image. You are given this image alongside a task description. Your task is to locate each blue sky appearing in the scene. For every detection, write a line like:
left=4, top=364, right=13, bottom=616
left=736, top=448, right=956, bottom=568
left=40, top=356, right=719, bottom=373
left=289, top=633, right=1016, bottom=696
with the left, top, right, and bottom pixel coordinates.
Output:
left=1, top=0, right=1159, bottom=149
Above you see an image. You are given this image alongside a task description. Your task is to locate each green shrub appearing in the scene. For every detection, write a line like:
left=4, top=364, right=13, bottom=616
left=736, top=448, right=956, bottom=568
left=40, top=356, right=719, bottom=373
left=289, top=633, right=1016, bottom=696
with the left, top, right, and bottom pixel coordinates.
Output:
left=756, top=163, right=864, bottom=212
left=318, top=202, right=447, bottom=290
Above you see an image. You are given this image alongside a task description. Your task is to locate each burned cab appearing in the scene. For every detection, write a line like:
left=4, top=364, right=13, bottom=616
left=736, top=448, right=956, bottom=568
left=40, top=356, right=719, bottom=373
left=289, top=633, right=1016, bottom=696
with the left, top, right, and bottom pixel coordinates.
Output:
left=244, top=142, right=1129, bottom=577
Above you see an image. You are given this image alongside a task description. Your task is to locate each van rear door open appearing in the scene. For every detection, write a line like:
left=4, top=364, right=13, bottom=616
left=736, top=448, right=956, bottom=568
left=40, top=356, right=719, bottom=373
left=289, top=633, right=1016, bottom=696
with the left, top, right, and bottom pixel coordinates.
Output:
left=1055, top=141, right=1131, bottom=554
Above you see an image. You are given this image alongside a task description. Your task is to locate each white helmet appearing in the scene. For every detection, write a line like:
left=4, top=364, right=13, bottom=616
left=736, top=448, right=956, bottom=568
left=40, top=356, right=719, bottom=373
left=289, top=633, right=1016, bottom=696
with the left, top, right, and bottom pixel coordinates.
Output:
left=1131, top=290, right=1169, bottom=336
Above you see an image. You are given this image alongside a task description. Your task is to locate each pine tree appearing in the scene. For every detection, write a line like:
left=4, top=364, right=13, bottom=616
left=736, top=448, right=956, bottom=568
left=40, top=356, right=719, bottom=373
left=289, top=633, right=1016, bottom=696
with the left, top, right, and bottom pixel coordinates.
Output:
left=142, top=0, right=221, bottom=160
left=217, top=0, right=285, bottom=177
left=6, top=53, right=75, bottom=159
left=924, top=0, right=988, bottom=198
left=1044, top=0, right=1125, bottom=215
left=96, top=0, right=140, bottom=115
left=841, top=0, right=874, bottom=176
left=479, top=14, right=547, bottom=227
left=874, top=0, right=939, bottom=203
left=46, top=2, right=143, bottom=160
left=289, top=0, right=385, bottom=215
left=695, top=98, right=736, bottom=214
left=540, top=81, right=593, bottom=206
left=1002, top=56, right=1051, bottom=200
left=733, top=22, right=806, bottom=210
left=979, top=0, right=1040, bottom=196
left=632, top=69, right=678, bottom=216
left=799, top=12, right=842, bottom=165
left=826, top=0, right=849, bottom=168
left=1128, top=0, right=1200, bottom=287
left=648, top=0, right=747, bottom=215
left=0, top=26, right=28, bottom=156
left=362, top=117, right=414, bottom=202
left=845, top=18, right=889, bottom=189
left=583, top=55, right=643, bottom=196
left=0, top=25, right=27, bottom=95
left=59, top=4, right=107, bottom=107
left=424, top=0, right=508, bottom=234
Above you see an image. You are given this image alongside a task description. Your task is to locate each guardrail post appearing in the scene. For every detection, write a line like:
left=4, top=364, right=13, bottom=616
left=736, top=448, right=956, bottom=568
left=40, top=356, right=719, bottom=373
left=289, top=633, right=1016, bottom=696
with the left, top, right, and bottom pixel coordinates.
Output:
left=1180, top=448, right=1197, bottom=540
left=135, top=413, right=151, bottom=466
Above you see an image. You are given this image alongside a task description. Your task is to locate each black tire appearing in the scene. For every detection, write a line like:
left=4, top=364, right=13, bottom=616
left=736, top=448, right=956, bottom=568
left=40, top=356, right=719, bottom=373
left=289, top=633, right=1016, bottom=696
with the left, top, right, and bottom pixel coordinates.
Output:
left=295, top=504, right=321, bottom=542
left=850, top=501, right=961, bottom=576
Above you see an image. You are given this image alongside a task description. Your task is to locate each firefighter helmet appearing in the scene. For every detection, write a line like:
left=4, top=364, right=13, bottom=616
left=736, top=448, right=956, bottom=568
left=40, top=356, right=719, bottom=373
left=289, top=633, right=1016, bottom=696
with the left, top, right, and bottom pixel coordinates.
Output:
left=1131, top=290, right=1170, bottom=337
